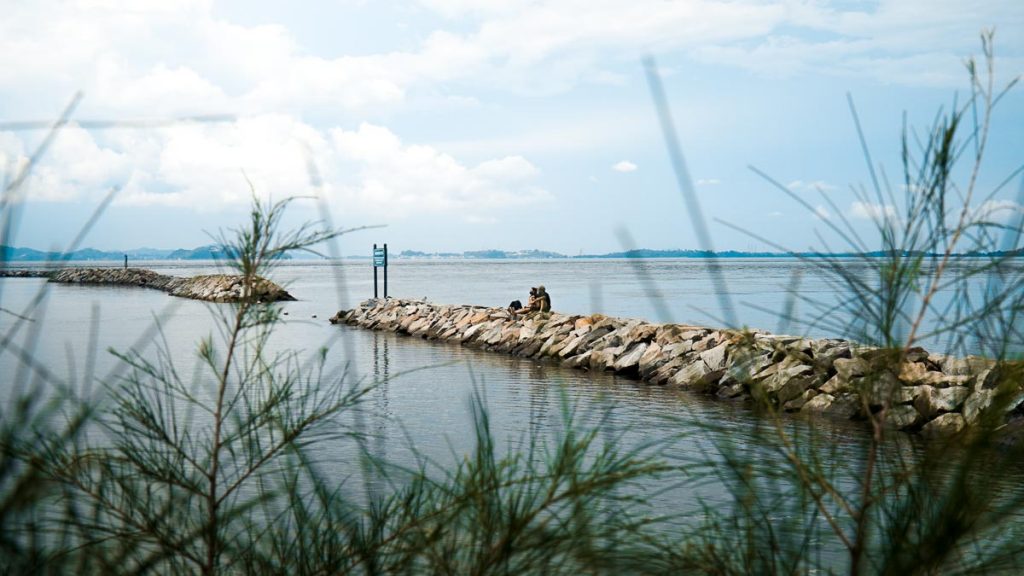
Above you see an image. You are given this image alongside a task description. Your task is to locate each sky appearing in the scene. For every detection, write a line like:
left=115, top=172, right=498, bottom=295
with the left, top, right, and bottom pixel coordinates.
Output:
left=1, top=0, right=1022, bottom=255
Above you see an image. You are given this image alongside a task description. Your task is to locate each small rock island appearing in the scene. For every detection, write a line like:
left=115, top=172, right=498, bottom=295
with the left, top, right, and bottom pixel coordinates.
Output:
left=0, top=267, right=295, bottom=303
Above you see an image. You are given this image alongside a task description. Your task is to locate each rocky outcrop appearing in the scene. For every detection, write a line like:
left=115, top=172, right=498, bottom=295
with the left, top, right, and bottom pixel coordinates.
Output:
left=332, top=298, right=1024, bottom=438
left=2, top=267, right=294, bottom=303
left=0, top=269, right=51, bottom=278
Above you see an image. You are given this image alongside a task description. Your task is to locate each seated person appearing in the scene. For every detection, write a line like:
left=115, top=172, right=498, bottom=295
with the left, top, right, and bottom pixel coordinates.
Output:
left=514, top=286, right=552, bottom=314
left=536, top=285, right=551, bottom=312
left=512, top=287, right=538, bottom=314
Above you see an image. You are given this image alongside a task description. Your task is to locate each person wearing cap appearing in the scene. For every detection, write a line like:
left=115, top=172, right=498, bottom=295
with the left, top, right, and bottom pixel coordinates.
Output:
left=535, top=285, right=551, bottom=312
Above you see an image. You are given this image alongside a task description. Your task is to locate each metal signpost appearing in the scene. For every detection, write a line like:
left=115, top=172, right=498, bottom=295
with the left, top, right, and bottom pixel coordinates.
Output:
left=373, top=243, right=388, bottom=298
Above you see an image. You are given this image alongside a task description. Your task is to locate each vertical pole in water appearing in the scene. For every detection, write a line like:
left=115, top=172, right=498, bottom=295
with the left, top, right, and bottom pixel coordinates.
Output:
left=373, top=243, right=379, bottom=299
left=383, top=243, right=388, bottom=299
left=124, top=254, right=127, bottom=269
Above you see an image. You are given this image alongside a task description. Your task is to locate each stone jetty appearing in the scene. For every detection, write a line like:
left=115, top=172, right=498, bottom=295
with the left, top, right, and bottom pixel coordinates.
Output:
left=332, top=298, right=1024, bottom=437
left=0, top=268, right=295, bottom=303
left=0, top=269, right=50, bottom=278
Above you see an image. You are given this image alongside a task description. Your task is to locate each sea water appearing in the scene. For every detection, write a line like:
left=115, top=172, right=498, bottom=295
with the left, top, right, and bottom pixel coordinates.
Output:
left=2, top=258, right=1023, bottom=563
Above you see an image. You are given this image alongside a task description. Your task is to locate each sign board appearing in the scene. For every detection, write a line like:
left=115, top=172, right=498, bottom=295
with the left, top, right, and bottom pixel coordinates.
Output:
left=373, top=243, right=388, bottom=298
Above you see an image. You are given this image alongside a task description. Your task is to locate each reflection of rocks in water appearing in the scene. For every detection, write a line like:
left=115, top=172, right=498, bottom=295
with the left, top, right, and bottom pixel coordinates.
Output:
left=2, top=267, right=296, bottom=302
left=371, top=331, right=392, bottom=414
left=331, top=297, right=1024, bottom=443
left=528, top=361, right=547, bottom=382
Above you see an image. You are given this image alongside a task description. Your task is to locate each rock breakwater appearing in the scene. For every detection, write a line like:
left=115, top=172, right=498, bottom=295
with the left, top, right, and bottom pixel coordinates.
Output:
left=332, top=298, right=1024, bottom=437
left=0, top=268, right=295, bottom=303
left=0, top=269, right=51, bottom=278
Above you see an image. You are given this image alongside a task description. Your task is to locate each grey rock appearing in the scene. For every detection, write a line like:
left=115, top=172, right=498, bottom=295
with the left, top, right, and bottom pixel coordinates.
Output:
left=820, top=374, right=849, bottom=395
left=762, top=362, right=813, bottom=394
left=853, top=372, right=903, bottom=407
left=649, top=356, right=688, bottom=385
left=717, top=382, right=747, bottom=399
left=677, top=329, right=706, bottom=342
left=884, top=405, right=921, bottom=429
left=823, top=394, right=862, bottom=419
left=627, top=323, right=658, bottom=342
left=613, top=343, right=648, bottom=373
left=513, top=338, right=544, bottom=358
left=461, top=322, right=489, bottom=342
left=962, top=389, right=995, bottom=424
left=812, top=340, right=851, bottom=362
left=783, top=389, right=818, bottom=411
left=661, top=340, right=694, bottom=358
left=778, top=376, right=815, bottom=405
left=834, top=357, right=868, bottom=380
left=518, top=325, right=538, bottom=341
left=905, top=346, right=929, bottom=363
left=669, top=361, right=709, bottom=387
left=943, top=355, right=994, bottom=376
left=802, top=393, right=835, bottom=413
left=561, top=350, right=593, bottom=369
left=921, top=413, right=966, bottom=437
left=482, top=325, right=506, bottom=345
left=913, top=385, right=969, bottom=420
left=898, top=362, right=930, bottom=383
left=920, top=372, right=972, bottom=388
left=540, top=328, right=574, bottom=355
left=557, top=334, right=588, bottom=358
left=637, top=343, right=665, bottom=378
left=700, top=342, right=729, bottom=371
left=590, top=346, right=625, bottom=371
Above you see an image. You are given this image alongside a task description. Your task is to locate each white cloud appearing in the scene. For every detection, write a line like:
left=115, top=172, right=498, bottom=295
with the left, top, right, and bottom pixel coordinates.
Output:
left=1, top=0, right=1020, bottom=235
left=814, top=205, right=830, bottom=220
left=329, top=123, right=549, bottom=218
left=691, top=0, right=1023, bottom=86
left=0, top=133, right=27, bottom=193
left=4, top=117, right=550, bottom=220
left=697, top=178, right=720, bottom=185
left=972, top=200, right=1024, bottom=224
left=850, top=201, right=898, bottom=221
left=4, top=0, right=1009, bottom=122
left=2, top=124, right=131, bottom=203
left=787, top=179, right=837, bottom=192
left=120, top=115, right=323, bottom=209
left=418, top=0, right=522, bottom=18
left=94, top=61, right=231, bottom=116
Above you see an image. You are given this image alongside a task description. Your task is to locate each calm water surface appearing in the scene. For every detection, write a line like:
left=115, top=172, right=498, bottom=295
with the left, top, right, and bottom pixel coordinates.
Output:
left=2, top=258, right=1023, bottom=561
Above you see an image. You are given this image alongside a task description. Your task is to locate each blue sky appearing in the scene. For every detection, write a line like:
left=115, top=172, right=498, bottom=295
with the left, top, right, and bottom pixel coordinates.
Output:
left=1, top=0, right=1022, bottom=255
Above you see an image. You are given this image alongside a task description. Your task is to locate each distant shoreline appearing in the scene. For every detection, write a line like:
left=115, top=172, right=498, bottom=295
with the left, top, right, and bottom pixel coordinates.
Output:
left=3, top=244, right=1022, bottom=263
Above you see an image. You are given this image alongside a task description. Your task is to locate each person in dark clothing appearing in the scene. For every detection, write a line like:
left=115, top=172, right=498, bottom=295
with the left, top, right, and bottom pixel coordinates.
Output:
left=513, top=287, right=539, bottom=315
left=535, top=285, right=551, bottom=312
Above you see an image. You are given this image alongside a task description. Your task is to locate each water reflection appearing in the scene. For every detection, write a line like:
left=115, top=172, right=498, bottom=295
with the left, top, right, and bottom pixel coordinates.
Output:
left=371, top=330, right=391, bottom=467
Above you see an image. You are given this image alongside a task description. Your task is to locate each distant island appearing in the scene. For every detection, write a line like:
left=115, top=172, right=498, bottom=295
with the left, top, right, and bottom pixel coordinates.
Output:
left=381, top=248, right=1024, bottom=260
left=0, top=244, right=291, bottom=262
left=4, top=244, right=1021, bottom=263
